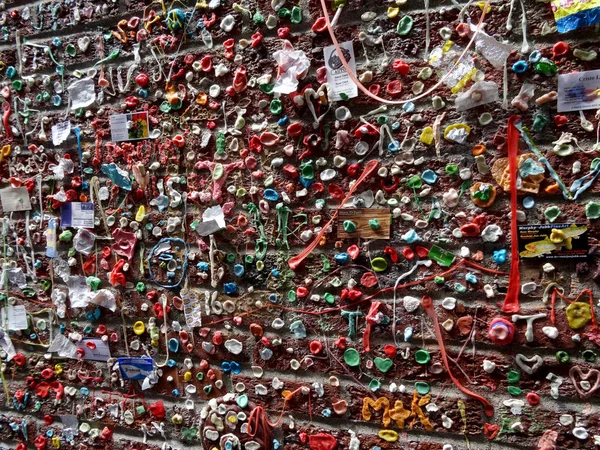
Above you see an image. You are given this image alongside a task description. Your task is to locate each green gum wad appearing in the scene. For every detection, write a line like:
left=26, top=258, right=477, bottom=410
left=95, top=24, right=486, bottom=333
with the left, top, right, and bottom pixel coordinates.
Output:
left=507, top=370, right=520, bottom=383
left=397, top=15, right=413, bottom=35
left=407, top=175, right=422, bottom=189
left=301, top=162, right=314, bottom=180
left=270, top=99, right=282, bottom=115
left=215, top=132, right=226, bottom=154
left=290, top=6, right=302, bottom=23
left=253, top=10, right=265, bottom=24
left=343, top=220, right=357, bottom=232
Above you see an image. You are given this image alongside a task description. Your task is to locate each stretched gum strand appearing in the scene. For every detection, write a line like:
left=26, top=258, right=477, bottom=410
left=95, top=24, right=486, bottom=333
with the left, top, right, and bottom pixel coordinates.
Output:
left=288, top=159, right=379, bottom=269
left=204, top=258, right=508, bottom=327
left=502, top=116, right=521, bottom=313
left=421, top=295, right=495, bottom=417
left=318, top=0, right=491, bottom=105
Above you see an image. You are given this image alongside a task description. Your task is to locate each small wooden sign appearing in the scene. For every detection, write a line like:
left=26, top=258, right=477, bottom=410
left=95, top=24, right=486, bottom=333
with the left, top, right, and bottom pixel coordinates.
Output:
left=337, top=208, right=391, bottom=239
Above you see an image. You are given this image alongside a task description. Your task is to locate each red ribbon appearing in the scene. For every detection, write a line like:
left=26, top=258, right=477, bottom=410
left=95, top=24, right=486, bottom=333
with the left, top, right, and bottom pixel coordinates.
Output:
left=502, top=116, right=521, bottom=313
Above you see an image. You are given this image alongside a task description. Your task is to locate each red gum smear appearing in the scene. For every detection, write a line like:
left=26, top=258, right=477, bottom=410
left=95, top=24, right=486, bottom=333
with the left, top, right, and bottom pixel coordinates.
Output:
left=502, top=116, right=521, bottom=313
left=421, top=295, right=495, bottom=417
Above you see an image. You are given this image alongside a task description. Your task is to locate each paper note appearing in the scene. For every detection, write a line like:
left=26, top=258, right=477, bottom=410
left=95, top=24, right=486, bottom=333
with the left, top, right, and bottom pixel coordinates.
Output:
left=48, top=333, right=79, bottom=359
left=558, top=69, right=600, bottom=112
left=1, top=305, right=28, bottom=330
left=0, top=328, right=16, bottom=361
left=324, top=41, right=358, bottom=101
left=77, top=338, right=111, bottom=362
left=68, top=77, right=96, bottom=110
left=110, top=111, right=150, bottom=142
left=52, top=121, right=71, bottom=146
left=118, top=357, right=154, bottom=380
left=61, top=202, right=94, bottom=228
left=0, top=187, right=32, bottom=212
left=45, top=218, right=58, bottom=258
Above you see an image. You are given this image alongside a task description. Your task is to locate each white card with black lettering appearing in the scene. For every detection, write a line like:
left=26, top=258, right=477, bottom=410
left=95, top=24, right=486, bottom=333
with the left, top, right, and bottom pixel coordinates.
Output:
left=324, top=41, right=358, bottom=102
left=1, top=305, right=28, bottom=330
left=52, top=121, right=71, bottom=146
left=558, top=69, right=600, bottom=112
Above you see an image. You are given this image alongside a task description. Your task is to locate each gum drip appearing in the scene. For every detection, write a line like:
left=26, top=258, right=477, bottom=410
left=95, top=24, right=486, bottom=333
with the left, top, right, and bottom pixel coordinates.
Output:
left=506, top=0, right=516, bottom=31
left=421, top=295, right=495, bottom=417
left=502, top=116, right=522, bottom=313
left=519, top=0, right=530, bottom=53
left=424, top=0, right=431, bottom=58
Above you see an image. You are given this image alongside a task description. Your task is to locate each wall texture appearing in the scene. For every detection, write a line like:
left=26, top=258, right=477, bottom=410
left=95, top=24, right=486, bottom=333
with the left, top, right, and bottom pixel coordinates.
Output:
left=0, top=0, right=600, bottom=449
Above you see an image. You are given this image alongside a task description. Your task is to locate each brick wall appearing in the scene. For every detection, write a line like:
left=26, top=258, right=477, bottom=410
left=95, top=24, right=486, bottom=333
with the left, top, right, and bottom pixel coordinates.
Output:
left=0, top=0, right=599, bottom=449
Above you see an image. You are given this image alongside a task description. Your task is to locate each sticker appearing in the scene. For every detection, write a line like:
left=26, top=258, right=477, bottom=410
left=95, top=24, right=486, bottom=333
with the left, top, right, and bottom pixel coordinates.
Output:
left=181, top=288, right=203, bottom=328
left=61, top=202, right=94, bottom=228
left=337, top=209, right=391, bottom=239
left=0, top=187, right=32, bottom=212
left=110, top=111, right=150, bottom=142
left=324, top=41, right=358, bottom=101
left=118, top=357, right=154, bottom=380
left=1, top=305, right=28, bottom=330
left=77, top=338, right=111, bottom=362
left=428, top=245, right=456, bottom=267
left=51, top=121, right=71, bottom=146
left=518, top=223, right=588, bottom=259
left=558, top=69, right=600, bottom=112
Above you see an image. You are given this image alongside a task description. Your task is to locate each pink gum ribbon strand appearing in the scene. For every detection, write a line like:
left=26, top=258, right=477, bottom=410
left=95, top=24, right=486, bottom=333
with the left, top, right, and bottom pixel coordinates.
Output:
left=421, top=295, right=495, bottom=417
left=318, top=0, right=491, bottom=105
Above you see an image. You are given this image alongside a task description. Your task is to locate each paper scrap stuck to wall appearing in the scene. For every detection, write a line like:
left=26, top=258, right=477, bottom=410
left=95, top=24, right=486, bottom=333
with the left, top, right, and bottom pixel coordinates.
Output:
left=110, top=111, right=150, bottom=142
left=558, top=69, right=600, bottom=112
left=118, top=357, right=154, bottom=380
left=61, top=202, right=94, bottom=228
left=1, top=305, right=28, bottom=330
left=0, top=187, right=32, bottom=212
left=77, top=338, right=111, bottom=362
left=324, top=41, right=358, bottom=101
left=52, top=121, right=71, bottom=146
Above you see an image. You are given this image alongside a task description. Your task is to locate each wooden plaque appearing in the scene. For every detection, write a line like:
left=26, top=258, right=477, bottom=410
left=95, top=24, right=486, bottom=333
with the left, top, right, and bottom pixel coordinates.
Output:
left=337, top=208, right=391, bottom=239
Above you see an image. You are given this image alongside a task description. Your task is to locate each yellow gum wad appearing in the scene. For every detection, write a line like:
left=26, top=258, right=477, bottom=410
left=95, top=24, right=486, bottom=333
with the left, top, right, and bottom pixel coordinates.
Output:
left=362, top=392, right=433, bottom=430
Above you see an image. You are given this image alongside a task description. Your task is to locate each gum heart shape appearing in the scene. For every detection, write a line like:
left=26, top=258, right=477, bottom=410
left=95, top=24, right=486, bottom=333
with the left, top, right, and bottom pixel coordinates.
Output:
left=514, top=354, right=544, bottom=374
left=77, top=36, right=91, bottom=52
left=569, top=366, right=600, bottom=399
left=374, top=357, right=393, bottom=373
left=484, top=423, right=500, bottom=440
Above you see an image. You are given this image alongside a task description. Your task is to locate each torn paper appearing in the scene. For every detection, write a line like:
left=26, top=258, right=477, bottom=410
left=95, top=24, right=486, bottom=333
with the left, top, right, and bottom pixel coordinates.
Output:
left=89, top=289, right=117, bottom=312
left=48, top=333, right=79, bottom=359
left=67, top=275, right=93, bottom=308
left=68, top=77, right=96, bottom=110
left=272, top=50, right=310, bottom=94
left=469, top=24, right=511, bottom=68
